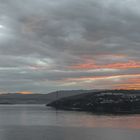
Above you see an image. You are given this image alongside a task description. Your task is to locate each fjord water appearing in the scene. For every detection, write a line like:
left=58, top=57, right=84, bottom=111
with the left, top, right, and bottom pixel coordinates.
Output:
left=0, top=105, right=140, bottom=140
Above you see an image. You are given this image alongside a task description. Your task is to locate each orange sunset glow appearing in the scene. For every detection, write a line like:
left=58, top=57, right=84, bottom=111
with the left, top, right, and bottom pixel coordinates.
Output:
left=17, top=91, right=33, bottom=94
left=69, top=60, right=140, bottom=70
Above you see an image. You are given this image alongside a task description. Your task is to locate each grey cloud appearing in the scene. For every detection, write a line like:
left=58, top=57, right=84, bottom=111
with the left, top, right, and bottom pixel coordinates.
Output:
left=0, top=0, right=139, bottom=92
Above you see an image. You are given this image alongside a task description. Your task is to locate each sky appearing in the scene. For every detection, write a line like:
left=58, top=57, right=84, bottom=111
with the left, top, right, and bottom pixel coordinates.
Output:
left=0, top=0, right=140, bottom=93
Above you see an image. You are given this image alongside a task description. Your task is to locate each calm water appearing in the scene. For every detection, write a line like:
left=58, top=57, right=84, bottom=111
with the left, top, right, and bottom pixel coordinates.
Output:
left=0, top=105, right=140, bottom=140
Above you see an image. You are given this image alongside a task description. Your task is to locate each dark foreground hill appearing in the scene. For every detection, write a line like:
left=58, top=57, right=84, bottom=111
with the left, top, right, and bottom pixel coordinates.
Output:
left=47, top=90, right=140, bottom=114
left=0, top=90, right=96, bottom=104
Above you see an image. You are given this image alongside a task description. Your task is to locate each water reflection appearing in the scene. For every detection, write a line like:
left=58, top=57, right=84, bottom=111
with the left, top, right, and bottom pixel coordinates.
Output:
left=51, top=110, right=140, bottom=129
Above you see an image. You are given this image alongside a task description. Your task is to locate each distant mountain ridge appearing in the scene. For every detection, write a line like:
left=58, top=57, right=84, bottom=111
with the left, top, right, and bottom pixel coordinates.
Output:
left=0, top=90, right=97, bottom=104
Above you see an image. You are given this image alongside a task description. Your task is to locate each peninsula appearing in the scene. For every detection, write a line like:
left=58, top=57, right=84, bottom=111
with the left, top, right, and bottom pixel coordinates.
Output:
left=47, top=90, right=140, bottom=114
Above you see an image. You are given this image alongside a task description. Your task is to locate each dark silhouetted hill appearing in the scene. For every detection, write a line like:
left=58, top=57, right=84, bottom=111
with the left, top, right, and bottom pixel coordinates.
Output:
left=47, top=90, right=140, bottom=114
